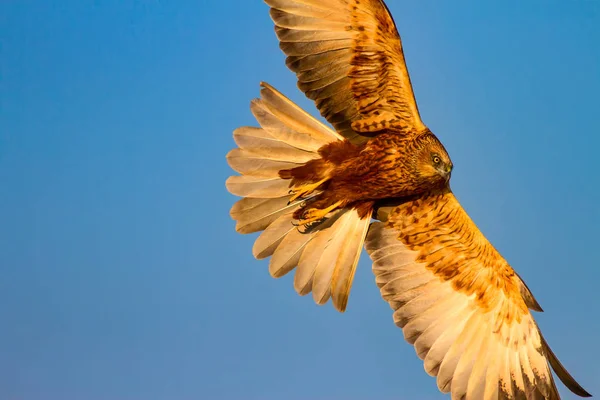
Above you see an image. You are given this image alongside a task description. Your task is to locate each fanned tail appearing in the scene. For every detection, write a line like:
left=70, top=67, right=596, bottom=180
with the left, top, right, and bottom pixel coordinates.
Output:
left=226, top=82, right=372, bottom=312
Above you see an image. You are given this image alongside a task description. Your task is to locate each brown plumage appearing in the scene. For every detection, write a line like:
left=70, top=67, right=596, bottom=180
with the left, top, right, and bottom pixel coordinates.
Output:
left=280, top=129, right=452, bottom=222
left=225, top=0, right=591, bottom=398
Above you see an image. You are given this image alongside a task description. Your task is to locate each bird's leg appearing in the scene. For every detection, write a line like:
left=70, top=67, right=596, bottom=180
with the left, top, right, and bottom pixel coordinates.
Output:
left=288, top=178, right=328, bottom=202
left=295, top=200, right=344, bottom=227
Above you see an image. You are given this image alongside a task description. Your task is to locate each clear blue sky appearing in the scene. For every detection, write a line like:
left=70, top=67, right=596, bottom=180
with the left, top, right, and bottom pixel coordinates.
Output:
left=1, top=1, right=598, bottom=399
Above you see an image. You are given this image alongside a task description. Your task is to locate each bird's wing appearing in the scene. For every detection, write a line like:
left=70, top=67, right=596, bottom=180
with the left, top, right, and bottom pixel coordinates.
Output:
left=265, top=0, right=426, bottom=144
left=366, top=191, right=590, bottom=399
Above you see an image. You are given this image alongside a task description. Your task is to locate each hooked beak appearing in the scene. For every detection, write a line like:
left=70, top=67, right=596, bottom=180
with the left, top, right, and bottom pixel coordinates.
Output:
left=442, top=165, right=452, bottom=181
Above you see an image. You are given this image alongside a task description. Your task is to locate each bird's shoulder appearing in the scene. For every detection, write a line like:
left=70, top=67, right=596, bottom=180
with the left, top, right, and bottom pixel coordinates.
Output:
left=382, top=189, right=530, bottom=317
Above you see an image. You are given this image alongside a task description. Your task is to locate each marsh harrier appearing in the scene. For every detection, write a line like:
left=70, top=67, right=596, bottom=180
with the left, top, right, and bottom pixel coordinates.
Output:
left=225, top=1, right=590, bottom=398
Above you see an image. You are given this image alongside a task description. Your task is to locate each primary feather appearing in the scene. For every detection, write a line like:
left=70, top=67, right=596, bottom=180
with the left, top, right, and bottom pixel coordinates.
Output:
left=225, top=0, right=591, bottom=398
left=366, top=191, right=591, bottom=399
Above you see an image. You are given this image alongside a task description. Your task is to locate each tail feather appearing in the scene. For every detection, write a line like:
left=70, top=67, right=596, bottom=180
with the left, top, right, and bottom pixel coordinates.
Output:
left=258, top=82, right=343, bottom=145
left=225, top=175, right=291, bottom=198
left=230, top=197, right=300, bottom=234
left=250, top=96, right=323, bottom=152
left=312, top=210, right=356, bottom=305
left=233, top=126, right=318, bottom=163
left=252, top=213, right=297, bottom=260
left=294, top=210, right=345, bottom=295
left=269, top=225, right=314, bottom=278
left=227, top=82, right=372, bottom=312
left=331, top=209, right=371, bottom=311
left=226, top=148, right=304, bottom=177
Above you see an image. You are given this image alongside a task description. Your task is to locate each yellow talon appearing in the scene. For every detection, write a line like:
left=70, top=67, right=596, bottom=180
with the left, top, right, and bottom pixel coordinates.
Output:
left=296, top=200, right=344, bottom=226
left=289, top=178, right=328, bottom=202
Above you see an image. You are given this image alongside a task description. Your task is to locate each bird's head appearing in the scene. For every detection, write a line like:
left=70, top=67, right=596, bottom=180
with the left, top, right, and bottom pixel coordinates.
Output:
left=414, top=132, right=453, bottom=187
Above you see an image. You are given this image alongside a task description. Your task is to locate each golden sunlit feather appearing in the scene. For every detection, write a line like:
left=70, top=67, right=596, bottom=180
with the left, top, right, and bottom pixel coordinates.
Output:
left=265, top=0, right=427, bottom=143
left=225, top=1, right=590, bottom=398
left=227, top=83, right=372, bottom=312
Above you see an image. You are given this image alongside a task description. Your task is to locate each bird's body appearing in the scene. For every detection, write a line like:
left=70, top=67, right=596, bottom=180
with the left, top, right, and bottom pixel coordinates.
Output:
left=225, top=0, right=590, bottom=398
left=283, top=129, right=452, bottom=221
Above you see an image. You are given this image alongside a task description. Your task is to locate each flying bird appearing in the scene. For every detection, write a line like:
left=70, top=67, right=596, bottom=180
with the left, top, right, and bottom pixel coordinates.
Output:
left=225, top=0, right=591, bottom=398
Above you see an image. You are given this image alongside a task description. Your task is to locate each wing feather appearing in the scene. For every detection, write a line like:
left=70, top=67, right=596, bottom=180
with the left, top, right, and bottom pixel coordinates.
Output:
left=541, top=332, right=592, bottom=397
left=422, top=304, right=475, bottom=377
left=266, top=0, right=427, bottom=143
left=366, top=190, right=591, bottom=399
left=402, top=285, right=458, bottom=346
left=451, top=316, right=487, bottom=398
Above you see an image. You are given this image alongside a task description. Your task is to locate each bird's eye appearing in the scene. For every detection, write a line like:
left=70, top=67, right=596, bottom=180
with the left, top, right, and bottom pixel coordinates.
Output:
left=432, top=156, right=441, bottom=164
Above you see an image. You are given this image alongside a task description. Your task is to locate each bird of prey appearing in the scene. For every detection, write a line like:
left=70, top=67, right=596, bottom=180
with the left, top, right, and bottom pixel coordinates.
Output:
left=225, top=0, right=591, bottom=398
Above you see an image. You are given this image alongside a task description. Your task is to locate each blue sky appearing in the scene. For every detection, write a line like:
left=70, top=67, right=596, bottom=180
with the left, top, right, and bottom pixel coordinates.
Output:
left=1, top=1, right=599, bottom=399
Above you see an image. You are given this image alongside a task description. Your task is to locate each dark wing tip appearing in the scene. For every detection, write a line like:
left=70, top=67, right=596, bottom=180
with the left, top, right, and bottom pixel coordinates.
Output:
left=514, top=270, right=544, bottom=312
left=540, top=332, right=592, bottom=397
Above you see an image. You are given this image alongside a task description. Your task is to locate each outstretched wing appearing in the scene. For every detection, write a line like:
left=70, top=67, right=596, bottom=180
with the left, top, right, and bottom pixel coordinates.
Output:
left=265, top=0, right=427, bottom=144
left=366, top=191, right=590, bottom=399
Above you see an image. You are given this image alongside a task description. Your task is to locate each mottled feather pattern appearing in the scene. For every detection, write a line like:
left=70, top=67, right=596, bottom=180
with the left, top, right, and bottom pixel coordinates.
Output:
left=366, top=190, right=590, bottom=398
left=302, top=130, right=450, bottom=213
left=381, top=190, right=528, bottom=322
left=225, top=1, right=591, bottom=398
left=266, top=0, right=427, bottom=143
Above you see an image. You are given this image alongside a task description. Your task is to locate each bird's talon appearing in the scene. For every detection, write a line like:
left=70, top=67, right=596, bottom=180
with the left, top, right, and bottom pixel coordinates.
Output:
left=288, top=178, right=328, bottom=202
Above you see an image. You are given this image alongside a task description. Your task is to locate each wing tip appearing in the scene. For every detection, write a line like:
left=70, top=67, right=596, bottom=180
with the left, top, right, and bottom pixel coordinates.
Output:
left=540, top=331, right=592, bottom=397
left=515, top=271, right=544, bottom=312
left=333, top=300, right=348, bottom=313
left=529, top=300, right=544, bottom=313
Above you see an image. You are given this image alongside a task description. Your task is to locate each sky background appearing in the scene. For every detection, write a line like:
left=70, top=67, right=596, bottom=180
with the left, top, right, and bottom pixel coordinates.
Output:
left=1, top=1, right=599, bottom=399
